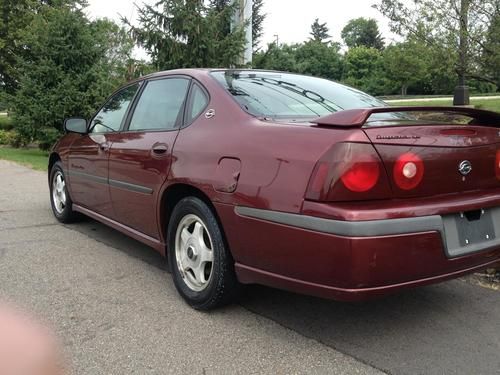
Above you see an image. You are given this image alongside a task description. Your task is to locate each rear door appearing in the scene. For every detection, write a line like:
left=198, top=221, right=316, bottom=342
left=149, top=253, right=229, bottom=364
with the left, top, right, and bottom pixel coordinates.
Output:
left=67, top=83, right=139, bottom=215
left=106, top=76, right=191, bottom=238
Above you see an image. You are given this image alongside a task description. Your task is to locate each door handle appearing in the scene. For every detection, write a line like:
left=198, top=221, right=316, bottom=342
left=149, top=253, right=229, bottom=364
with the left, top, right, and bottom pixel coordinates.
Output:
left=152, top=143, right=168, bottom=156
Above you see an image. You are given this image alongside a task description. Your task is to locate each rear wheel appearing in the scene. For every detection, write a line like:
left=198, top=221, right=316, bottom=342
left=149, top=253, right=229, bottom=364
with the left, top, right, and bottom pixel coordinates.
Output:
left=167, top=197, right=239, bottom=310
left=49, top=162, right=79, bottom=223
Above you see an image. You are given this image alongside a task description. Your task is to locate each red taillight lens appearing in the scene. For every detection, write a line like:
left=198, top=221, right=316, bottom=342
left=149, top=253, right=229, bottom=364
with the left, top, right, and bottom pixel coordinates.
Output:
left=496, top=150, right=500, bottom=180
left=393, top=152, right=424, bottom=190
left=306, top=142, right=391, bottom=202
left=341, top=156, right=380, bottom=192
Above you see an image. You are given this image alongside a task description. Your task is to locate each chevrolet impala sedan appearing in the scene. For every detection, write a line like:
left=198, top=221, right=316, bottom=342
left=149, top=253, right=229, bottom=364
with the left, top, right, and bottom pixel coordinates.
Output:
left=49, top=69, right=500, bottom=310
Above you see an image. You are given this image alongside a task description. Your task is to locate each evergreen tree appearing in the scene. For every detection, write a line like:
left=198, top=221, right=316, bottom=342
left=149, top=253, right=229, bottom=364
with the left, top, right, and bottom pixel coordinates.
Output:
left=252, top=0, right=265, bottom=52
left=309, top=18, right=331, bottom=43
left=124, top=0, right=246, bottom=70
left=9, top=5, right=131, bottom=145
left=0, top=0, right=86, bottom=94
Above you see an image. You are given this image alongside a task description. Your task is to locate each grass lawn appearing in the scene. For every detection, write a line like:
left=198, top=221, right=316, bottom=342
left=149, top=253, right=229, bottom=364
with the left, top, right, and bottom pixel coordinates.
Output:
left=388, top=98, right=500, bottom=113
left=0, top=147, right=49, bottom=171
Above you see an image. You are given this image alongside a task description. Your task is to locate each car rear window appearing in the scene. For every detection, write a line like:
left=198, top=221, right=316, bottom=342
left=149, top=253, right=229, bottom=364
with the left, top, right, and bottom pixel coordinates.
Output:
left=211, top=70, right=388, bottom=120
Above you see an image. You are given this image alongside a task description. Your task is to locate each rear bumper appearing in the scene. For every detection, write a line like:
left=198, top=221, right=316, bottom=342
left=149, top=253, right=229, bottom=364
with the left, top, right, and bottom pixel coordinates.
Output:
left=217, top=204, right=500, bottom=301
left=236, top=206, right=500, bottom=259
left=235, top=259, right=499, bottom=302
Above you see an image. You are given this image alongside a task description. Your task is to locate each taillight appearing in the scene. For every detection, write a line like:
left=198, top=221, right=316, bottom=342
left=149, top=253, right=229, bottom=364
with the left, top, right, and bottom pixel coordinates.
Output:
left=393, top=152, right=424, bottom=190
left=341, top=155, right=380, bottom=192
left=496, top=150, right=500, bottom=180
left=306, top=142, right=391, bottom=202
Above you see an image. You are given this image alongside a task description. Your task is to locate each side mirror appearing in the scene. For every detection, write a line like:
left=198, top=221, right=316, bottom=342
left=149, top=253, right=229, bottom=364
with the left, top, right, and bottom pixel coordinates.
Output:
left=64, top=118, right=87, bottom=134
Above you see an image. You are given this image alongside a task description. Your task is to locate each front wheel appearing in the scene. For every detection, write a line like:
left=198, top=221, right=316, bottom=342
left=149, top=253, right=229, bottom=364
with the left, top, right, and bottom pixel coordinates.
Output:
left=49, top=162, right=79, bottom=223
left=167, top=197, right=239, bottom=310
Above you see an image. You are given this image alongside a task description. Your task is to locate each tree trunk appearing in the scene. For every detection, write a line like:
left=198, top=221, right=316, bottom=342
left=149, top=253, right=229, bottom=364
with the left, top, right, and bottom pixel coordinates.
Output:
left=401, top=84, right=408, bottom=97
left=453, top=0, right=470, bottom=106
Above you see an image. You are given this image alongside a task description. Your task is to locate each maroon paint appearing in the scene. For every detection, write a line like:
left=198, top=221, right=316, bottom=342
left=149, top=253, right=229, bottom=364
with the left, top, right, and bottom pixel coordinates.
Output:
left=66, top=134, right=113, bottom=216
left=106, top=131, right=178, bottom=238
left=51, top=69, right=500, bottom=302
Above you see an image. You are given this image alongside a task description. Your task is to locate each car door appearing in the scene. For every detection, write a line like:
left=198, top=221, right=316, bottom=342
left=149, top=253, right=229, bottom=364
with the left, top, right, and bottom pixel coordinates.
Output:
left=106, top=76, right=191, bottom=238
left=67, top=83, right=140, bottom=216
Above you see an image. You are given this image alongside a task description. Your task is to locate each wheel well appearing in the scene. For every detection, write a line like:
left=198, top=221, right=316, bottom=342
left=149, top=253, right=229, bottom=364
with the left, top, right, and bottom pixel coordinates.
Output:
left=48, top=153, right=61, bottom=180
left=161, top=184, right=219, bottom=231
left=160, top=183, right=231, bottom=254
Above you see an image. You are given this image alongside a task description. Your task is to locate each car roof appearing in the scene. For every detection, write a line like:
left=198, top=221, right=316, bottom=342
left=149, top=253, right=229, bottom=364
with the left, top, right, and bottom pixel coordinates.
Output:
left=139, top=68, right=295, bottom=81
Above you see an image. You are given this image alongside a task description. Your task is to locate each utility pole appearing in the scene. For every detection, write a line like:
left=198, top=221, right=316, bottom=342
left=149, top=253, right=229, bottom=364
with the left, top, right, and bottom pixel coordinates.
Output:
left=274, top=34, right=279, bottom=46
left=231, top=0, right=253, bottom=65
left=453, top=0, right=470, bottom=106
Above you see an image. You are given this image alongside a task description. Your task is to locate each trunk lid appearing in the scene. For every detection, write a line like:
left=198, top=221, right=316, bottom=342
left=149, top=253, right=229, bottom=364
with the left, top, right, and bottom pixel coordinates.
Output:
left=363, top=124, right=500, bottom=198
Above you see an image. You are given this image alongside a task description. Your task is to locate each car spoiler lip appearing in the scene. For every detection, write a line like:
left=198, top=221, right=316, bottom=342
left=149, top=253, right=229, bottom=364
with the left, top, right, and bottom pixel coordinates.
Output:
left=312, top=106, right=500, bottom=127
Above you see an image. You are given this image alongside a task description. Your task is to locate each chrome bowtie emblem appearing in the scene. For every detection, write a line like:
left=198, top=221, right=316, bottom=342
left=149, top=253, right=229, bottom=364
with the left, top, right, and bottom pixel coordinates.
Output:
left=458, top=160, right=472, bottom=176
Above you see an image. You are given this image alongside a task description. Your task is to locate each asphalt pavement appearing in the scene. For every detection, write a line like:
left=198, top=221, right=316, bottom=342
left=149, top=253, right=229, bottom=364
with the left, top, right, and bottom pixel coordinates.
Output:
left=0, top=160, right=499, bottom=375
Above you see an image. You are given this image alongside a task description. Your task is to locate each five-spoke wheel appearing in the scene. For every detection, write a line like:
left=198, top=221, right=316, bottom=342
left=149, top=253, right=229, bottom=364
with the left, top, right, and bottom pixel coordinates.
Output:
left=52, top=171, right=67, bottom=214
left=49, top=161, right=78, bottom=223
left=175, top=214, right=214, bottom=292
left=168, top=197, right=239, bottom=310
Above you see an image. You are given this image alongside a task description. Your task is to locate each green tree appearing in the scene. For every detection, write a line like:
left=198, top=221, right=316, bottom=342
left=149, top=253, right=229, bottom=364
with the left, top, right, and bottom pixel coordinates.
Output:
left=209, top=0, right=266, bottom=53
left=482, top=11, right=500, bottom=88
left=0, top=0, right=86, bottom=94
left=383, top=41, right=427, bottom=95
left=295, top=41, right=343, bottom=80
left=309, top=18, right=331, bottom=43
left=9, top=5, right=128, bottom=146
left=252, top=0, right=266, bottom=52
left=341, top=18, right=384, bottom=50
left=343, top=46, right=387, bottom=95
left=124, top=0, right=246, bottom=70
left=376, top=0, right=499, bottom=88
left=253, top=43, right=299, bottom=72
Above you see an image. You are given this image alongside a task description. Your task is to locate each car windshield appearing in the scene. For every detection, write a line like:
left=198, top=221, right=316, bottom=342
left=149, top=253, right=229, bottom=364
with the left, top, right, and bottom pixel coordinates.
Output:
left=211, top=70, right=389, bottom=121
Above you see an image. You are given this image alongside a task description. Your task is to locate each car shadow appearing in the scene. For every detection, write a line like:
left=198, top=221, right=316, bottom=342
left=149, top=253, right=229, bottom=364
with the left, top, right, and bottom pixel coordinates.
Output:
left=67, top=216, right=167, bottom=270
left=68, top=216, right=500, bottom=375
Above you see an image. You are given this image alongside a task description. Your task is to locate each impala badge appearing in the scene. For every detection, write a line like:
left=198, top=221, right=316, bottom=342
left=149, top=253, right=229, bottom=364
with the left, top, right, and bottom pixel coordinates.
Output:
left=458, top=160, right=472, bottom=176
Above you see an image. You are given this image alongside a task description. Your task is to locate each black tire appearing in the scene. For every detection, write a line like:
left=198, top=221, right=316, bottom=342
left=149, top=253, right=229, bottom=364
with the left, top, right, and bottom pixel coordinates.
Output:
left=49, top=161, right=79, bottom=223
left=167, top=197, right=239, bottom=310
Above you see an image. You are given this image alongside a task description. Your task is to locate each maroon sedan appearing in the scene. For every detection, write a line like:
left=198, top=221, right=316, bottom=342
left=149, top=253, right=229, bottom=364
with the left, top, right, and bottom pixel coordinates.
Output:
left=49, top=69, right=500, bottom=310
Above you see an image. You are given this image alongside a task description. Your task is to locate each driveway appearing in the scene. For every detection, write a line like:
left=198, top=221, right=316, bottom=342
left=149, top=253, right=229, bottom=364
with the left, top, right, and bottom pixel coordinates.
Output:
left=0, top=160, right=499, bottom=374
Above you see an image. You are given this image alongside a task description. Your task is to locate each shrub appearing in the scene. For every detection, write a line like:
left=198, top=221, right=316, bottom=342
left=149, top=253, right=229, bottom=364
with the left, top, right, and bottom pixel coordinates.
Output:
left=0, top=130, right=22, bottom=147
left=38, top=127, right=61, bottom=151
left=0, top=116, right=14, bottom=131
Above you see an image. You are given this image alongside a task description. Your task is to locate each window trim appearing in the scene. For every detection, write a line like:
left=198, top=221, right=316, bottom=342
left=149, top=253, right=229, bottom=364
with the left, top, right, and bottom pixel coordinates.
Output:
left=122, top=75, right=193, bottom=134
left=88, top=81, right=143, bottom=135
left=181, top=80, right=211, bottom=129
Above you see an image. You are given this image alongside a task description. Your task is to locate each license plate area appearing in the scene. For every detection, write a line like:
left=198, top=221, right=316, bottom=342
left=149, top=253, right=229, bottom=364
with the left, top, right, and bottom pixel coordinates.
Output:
left=456, top=209, right=495, bottom=247
left=442, top=207, right=500, bottom=258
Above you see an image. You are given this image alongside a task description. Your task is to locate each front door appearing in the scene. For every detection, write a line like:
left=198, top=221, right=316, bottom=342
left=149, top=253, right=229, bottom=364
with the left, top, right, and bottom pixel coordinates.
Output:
left=67, top=83, right=140, bottom=216
left=107, top=77, right=191, bottom=239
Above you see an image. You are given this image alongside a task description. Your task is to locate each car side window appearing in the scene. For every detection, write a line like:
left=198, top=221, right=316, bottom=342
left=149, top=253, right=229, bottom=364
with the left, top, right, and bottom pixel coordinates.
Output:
left=90, top=84, right=139, bottom=133
left=128, top=78, right=190, bottom=131
left=186, top=83, right=209, bottom=124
